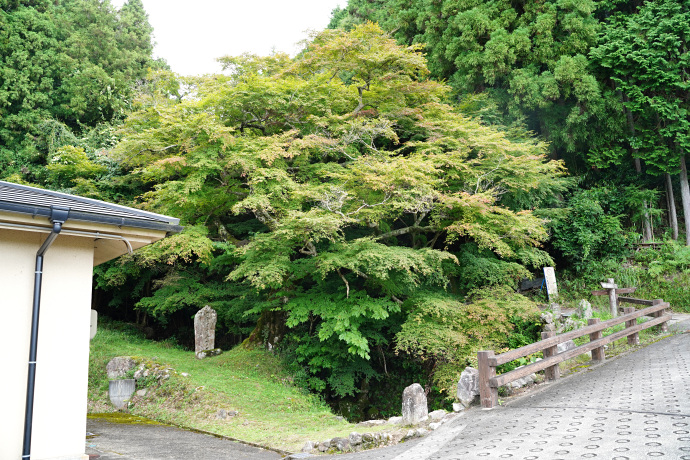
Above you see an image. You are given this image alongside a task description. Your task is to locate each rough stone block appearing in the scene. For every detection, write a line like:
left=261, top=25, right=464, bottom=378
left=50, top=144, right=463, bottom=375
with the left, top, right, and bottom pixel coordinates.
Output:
left=195, top=348, right=222, bottom=360
left=106, top=356, right=135, bottom=380
left=331, top=437, right=350, bottom=451
left=348, top=432, right=362, bottom=446
left=578, top=299, right=593, bottom=319
left=301, top=440, right=316, bottom=453
left=540, top=311, right=555, bottom=325
left=387, top=416, right=403, bottom=425
left=456, top=367, right=479, bottom=407
left=357, top=419, right=386, bottom=427
left=429, top=409, right=446, bottom=421
left=557, top=339, right=577, bottom=354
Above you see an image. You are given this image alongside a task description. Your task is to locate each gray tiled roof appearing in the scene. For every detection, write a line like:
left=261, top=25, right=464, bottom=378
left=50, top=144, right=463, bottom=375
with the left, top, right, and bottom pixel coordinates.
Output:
left=0, top=181, right=181, bottom=232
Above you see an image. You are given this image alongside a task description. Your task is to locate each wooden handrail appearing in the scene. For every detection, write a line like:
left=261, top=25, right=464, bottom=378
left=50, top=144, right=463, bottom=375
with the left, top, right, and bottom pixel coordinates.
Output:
left=490, top=314, right=670, bottom=388
left=591, top=287, right=637, bottom=296
left=619, top=297, right=663, bottom=306
left=478, top=300, right=670, bottom=409
left=489, top=302, right=668, bottom=366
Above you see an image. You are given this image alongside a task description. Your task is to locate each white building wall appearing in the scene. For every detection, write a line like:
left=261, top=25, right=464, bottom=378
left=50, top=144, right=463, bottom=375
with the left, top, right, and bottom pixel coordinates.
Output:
left=1, top=229, right=93, bottom=460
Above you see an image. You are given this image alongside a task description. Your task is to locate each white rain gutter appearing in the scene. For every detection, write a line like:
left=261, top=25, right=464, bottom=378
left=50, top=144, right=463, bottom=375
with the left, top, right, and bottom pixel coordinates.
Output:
left=0, top=221, right=134, bottom=254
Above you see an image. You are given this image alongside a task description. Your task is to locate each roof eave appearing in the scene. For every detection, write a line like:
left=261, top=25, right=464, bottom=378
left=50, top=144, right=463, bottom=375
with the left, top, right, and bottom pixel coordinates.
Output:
left=0, top=201, right=183, bottom=234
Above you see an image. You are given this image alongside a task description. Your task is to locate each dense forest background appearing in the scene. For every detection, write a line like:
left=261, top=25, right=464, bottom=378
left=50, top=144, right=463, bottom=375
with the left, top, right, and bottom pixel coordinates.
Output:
left=2, top=0, right=689, bottom=419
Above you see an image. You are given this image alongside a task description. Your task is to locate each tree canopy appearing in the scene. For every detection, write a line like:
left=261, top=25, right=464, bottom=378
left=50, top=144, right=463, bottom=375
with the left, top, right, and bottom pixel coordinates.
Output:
left=7, top=0, right=690, bottom=416
left=0, top=0, right=162, bottom=181
left=97, top=23, right=564, bottom=398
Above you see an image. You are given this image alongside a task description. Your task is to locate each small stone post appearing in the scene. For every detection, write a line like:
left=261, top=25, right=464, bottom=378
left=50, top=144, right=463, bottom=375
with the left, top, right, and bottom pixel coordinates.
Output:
left=194, top=305, right=217, bottom=359
left=90, top=309, right=98, bottom=340
left=577, top=299, right=593, bottom=320
left=401, top=383, right=428, bottom=425
left=109, top=379, right=135, bottom=409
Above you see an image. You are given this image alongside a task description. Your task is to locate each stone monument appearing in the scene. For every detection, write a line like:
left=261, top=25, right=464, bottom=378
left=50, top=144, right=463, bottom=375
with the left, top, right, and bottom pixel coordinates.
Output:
left=194, top=305, right=217, bottom=359
left=402, top=383, right=428, bottom=425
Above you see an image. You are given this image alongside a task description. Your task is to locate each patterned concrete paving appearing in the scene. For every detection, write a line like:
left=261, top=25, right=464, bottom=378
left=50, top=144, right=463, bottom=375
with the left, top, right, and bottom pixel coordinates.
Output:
left=337, top=327, right=690, bottom=460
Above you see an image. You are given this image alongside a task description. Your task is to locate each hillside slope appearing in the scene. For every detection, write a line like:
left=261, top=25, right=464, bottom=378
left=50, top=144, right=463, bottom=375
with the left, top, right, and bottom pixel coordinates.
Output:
left=88, top=319, right=385, bottom=452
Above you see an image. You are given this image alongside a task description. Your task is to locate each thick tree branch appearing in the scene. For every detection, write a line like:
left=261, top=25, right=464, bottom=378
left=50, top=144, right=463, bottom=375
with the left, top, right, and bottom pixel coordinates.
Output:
left=337, top=268, right=350, bottom=298
left=299, top=241, right=318, bottom=257
left=253, top=208, right=278, bottom=230
left=374, top=225, right=436, bottom=240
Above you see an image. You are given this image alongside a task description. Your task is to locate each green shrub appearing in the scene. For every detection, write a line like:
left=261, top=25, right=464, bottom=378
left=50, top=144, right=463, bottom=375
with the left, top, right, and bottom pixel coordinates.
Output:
left=448, top=244, right=532, bottom=294
left=550, top=187, right=632, bottom=272
left=395, top=286, right=541, bottom=397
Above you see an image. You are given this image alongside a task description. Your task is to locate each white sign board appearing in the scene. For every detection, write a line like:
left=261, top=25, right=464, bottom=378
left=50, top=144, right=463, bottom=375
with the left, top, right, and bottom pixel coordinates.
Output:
left=90, top=310, right=98, bottom=340
left=543, top=267, right=558, bottom=301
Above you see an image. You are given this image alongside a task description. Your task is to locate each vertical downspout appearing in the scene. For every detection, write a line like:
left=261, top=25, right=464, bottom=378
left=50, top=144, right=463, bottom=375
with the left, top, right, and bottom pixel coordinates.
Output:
left=22, top=206, right=70, bottom=460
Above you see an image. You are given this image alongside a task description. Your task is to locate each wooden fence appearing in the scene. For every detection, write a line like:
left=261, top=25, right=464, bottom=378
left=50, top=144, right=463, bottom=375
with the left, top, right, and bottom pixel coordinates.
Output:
left=477, top=298, right=671, bottom=409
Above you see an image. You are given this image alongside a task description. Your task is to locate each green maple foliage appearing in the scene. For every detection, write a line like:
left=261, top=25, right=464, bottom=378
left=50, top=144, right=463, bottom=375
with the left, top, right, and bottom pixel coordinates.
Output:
left=107, top=23, right=565, bottom=397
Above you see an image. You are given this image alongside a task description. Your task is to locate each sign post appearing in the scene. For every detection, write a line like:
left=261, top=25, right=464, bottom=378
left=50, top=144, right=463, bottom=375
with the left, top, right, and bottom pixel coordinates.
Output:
left=543, top=267, right=560, bottom=318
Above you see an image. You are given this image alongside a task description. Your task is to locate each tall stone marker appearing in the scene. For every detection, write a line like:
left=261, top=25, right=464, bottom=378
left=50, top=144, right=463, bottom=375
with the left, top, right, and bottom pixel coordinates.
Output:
left=194, top=305, right=217, bottom=359
left=543, top=267, right=560, bottom=318
left=543, top=267, right=558, bottom=300
left=402, top=383, right=428, bottom=425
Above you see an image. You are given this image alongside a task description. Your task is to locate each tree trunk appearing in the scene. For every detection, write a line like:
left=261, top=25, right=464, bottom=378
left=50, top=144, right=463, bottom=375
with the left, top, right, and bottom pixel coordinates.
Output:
left=623, top=96, right=653, bottom=241
left=633, top=154, right=653, bottom=241
left=666, top=172, right=679, bottom=240
left=679, top=156, right=690, bottom=246
left=244, top=309, right=287, bottom=351
left=642, top=202, right=653, bottom=241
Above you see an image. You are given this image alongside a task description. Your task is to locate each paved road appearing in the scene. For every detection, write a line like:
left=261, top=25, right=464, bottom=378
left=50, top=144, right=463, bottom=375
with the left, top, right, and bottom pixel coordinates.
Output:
left=85, top=418, right=282, bottom=460
left=86, top=320, right=690, bottom=460
left=337, top=327, right=690, bottom=460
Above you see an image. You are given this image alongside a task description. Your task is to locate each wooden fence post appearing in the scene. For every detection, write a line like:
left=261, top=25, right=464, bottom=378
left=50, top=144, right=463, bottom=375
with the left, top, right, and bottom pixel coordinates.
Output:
left=477, top=350, right=497, bottom=409
left=604, top=278, right=619, bottom=317
left=650, top=299, right=669, bottom=332
left=541, top=331, right=560, bottom=381
left=588, top=318, right=605, bottom=361
left=623, top=307, right=639, bottom=345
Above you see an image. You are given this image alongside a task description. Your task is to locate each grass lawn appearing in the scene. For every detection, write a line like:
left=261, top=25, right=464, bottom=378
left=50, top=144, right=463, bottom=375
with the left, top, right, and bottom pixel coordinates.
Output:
left=88, top=319, right=389, bottom=453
